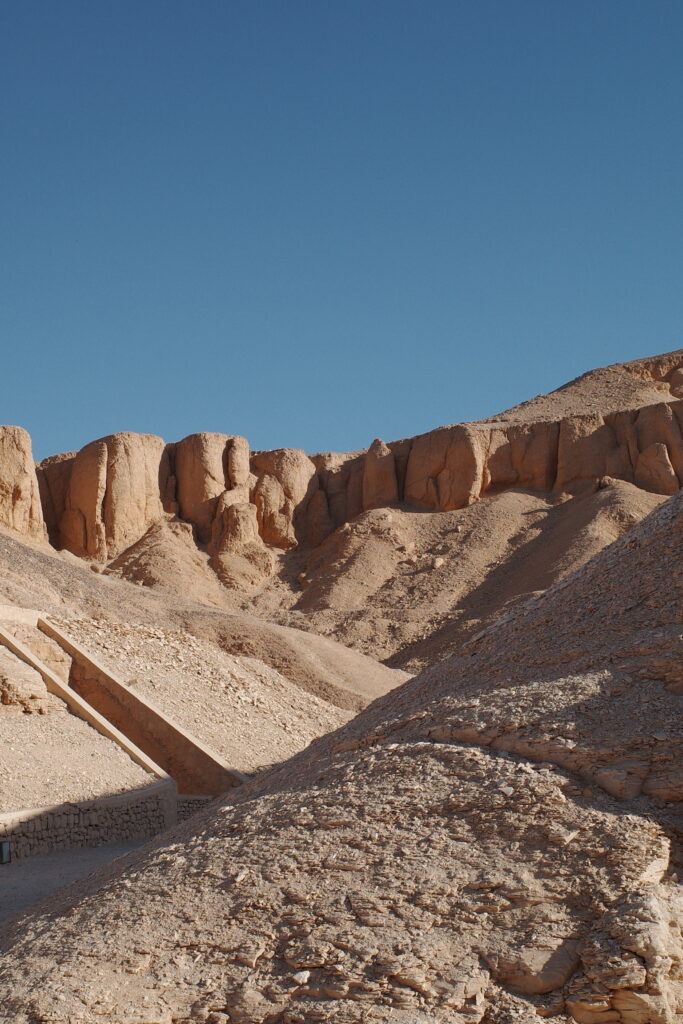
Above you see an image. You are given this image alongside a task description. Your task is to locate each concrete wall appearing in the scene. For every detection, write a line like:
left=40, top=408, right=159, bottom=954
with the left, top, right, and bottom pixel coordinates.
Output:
left=39, top=619, right=247, bottom=796
left=0, top=779, right=177, bottom=860
left=0, top=623, right=170, bottom=780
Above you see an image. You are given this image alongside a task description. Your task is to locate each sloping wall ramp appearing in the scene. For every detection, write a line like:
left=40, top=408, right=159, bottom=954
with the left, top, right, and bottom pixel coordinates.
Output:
left=38, top=618, right=247, bottom=795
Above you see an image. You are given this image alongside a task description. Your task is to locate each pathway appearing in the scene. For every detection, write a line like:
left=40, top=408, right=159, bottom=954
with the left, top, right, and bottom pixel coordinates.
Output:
left=0, top=840, right=146, bottom=925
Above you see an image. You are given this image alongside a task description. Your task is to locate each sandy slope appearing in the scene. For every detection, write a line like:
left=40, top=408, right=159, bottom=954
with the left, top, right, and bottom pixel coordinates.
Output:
left=51, top=618, right=350, bottom=773
left=33, top=478, right=662, bottom=677
left=1, top=489, right=681, bottom=1023
left=0, top=525, right=406, bottom=713
left=257, top=479, right=665, bottom=671
left=482, top=348, right=683, bottom=424
left=0, top=523, right=405, bottom=812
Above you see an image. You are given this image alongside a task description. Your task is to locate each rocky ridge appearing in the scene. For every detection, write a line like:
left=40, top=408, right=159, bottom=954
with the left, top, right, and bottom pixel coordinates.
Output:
left=0, top=351, right=681, bottom=586
left=0, top=351, right=682, bottom=683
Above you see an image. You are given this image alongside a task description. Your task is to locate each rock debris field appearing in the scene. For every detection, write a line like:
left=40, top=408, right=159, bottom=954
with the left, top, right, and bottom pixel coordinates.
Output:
left=0, top=643, right=153, bottom=812
left=0, top=708, right=153, bottom=812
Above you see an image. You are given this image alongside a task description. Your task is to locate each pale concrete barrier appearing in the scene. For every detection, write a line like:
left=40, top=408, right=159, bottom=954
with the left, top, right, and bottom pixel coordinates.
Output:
left=0, top=623, right=168, bottom=780
left=38, top=618, right=248, bottom=795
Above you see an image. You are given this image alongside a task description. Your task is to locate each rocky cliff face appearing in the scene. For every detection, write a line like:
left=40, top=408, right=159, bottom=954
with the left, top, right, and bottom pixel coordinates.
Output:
left=51, top=432, right=167, bottom=561
left=0, top=426, right=45, bottom=542
left=3, top=350, right=683, bottom=573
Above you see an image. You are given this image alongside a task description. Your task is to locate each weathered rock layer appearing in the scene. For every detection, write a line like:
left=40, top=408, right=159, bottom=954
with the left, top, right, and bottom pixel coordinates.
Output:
left=0, top=426, right=45, bottom=542
left=2, top=350, right=683, bottom=574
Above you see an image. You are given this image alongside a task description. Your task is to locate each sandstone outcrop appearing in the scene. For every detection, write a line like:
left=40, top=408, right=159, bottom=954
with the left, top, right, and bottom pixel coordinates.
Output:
left=14, top=351, right=683, bottom=577
left=635, top=441, right=679, bottom=495
left=173, top=432, right=231, bottom=540
left=56, top=432, right=166, bottom=561
left=209, top=499, right=274, bottom=587
left=362, top=438, right=398, bottom=510
left=36, top=451, right=77, bottom=545
left=172, top=433, right=251, bottom=543
left=251, top=447, right=319, bottom=549
left=39, top=431, right=262, bottom=567
left=210, top=498, right=261, bottom=553
left=308, top=395, right=683, bottom=532
left=290, top=352, right=683, bottom=541
left=38, top=430, right=327, bottom=568
left=0, top=427, right=45, bottom=542
left=404, top=423, right=488, bottom=509
left=313, top=451, right=364, bottom=530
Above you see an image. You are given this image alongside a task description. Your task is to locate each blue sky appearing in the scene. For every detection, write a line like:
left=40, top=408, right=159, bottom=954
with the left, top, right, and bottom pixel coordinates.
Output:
left=2, top=1, right=682, bottom=460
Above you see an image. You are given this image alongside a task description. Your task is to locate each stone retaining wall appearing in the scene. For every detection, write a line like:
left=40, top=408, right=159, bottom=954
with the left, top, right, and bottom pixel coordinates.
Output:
left=177, top=794, right=215, bottom=822
left=0, top=779, right=177, bottom=860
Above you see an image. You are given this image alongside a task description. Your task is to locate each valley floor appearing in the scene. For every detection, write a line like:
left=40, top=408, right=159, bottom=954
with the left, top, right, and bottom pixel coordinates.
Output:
left=0, top=841, right=146, bottom=925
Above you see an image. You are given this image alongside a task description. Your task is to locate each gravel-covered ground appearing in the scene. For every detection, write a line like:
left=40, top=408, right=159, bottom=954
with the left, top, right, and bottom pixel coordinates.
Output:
left=0, top=708, right=153, bottom=812
left=52, top=618, right=350, bottom=774
left=0, top=841, right=146, bottom=924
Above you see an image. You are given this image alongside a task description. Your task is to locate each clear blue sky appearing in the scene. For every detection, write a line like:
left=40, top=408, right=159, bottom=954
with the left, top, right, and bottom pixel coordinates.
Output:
left=2, top=1, right=682, bottom=460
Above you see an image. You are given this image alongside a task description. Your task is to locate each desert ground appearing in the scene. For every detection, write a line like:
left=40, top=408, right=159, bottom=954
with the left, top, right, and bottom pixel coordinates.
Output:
left=0, top=350, right=681, bottom=1022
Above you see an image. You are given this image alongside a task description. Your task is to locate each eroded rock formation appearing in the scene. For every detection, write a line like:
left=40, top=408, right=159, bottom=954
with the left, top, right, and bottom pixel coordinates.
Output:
left=4, top=350, right=683, bottom=578
left=209, top=499, right=274, bottom=588
left=362, top=438, right=398, bottom=510
left=0, top=426, right=45, bottom=541
left=46, top=432, right=166, bottom=561
left=171, top=432, right=251, bottom=543
left=251, top=447, right=319, bottom=549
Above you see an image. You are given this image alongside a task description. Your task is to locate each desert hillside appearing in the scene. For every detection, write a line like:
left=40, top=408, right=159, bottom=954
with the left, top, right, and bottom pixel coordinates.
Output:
left=8, top=0, right=683, bottom=1018
left=0, top=351, right=681, bottom=1024
left=1, top=470, right=681, bottom=1023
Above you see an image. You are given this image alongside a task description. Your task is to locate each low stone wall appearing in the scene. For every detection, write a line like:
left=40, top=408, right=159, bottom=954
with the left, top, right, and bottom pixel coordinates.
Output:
left=177, top=794, right=216, bottom=822
left=0, top=779, right=177, bottom=860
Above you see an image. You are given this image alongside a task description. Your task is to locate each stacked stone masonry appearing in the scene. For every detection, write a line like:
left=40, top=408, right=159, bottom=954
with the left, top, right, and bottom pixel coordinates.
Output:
left=177, top=795, right=214, bottom=822
left=0, top=780, right=177, bottom=860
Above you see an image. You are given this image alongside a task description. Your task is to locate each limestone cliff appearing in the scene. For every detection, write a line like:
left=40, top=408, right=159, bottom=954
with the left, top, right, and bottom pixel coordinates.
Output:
left=0, top=426, right=45, bottom=542
left=11, top=349, right=683, bottom=573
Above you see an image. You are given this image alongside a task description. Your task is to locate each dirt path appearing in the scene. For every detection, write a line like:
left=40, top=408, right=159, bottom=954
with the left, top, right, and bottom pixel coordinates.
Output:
left=0, top=841, right=145, bottom=924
